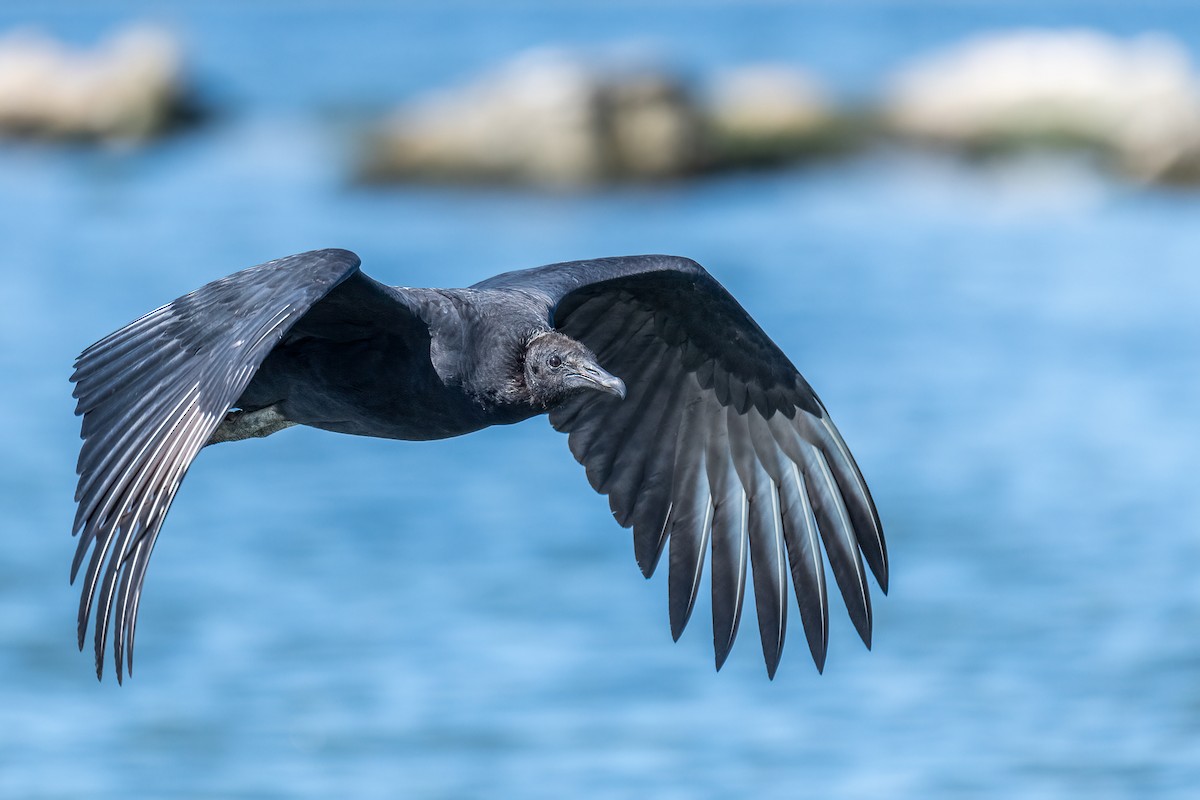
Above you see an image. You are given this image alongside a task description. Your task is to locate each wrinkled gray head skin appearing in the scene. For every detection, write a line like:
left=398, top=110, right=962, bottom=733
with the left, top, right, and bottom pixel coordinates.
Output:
left=523, top=331, right=626, bottom=408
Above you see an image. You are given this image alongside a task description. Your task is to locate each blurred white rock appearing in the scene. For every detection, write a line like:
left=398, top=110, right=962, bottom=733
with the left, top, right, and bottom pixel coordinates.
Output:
left=703, top=64, right=855, bottom=167
left=885, top=30, right=1200, bottom=182
left=361, top=49, right=701, bottom=187
left=0, top=24, right=193, bottom=142
left=360, top=50, right=871, bottom=187
left=708, top=64, right=830, bottom=139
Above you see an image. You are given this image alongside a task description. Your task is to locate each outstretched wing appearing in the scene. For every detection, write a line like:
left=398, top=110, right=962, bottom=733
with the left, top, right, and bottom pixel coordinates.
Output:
left=70, top=248, right=391, bottom=682
left=478, top=255, right=886, bottom=677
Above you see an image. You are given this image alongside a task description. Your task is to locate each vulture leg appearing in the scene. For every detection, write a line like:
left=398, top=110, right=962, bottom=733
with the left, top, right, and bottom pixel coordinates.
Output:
left=207, top=404, right=296, bottom=445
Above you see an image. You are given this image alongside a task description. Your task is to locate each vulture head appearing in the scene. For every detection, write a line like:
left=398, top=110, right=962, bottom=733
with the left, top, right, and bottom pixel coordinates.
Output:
left=523, top=331, right=626, bottom=407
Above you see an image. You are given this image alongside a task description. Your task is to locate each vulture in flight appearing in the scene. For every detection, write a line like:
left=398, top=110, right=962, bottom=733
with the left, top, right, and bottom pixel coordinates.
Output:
left=70, top=249, right=886, bottom=682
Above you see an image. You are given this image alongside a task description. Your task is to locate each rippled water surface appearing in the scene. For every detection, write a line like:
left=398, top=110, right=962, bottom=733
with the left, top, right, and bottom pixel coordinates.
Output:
left=2, top=3, right=1200, bottom=798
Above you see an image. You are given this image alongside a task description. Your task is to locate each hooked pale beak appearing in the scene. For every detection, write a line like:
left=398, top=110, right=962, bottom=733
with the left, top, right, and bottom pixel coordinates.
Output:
left=572, top=362, right=627, bottom=399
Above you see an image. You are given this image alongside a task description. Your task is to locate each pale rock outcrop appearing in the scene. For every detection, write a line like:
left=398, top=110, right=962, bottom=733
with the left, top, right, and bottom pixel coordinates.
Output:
left=705, top=64, right=848, bottom=164
left=360, top=49, right=702, bottom=187
left=359, top=50, right=847, bottom=186
left=0, top=25, right=194, bottom=142
left=885, top=30, right=1200, bottom=182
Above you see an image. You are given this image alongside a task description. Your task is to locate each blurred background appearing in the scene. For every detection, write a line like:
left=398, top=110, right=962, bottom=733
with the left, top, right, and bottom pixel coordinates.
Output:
left=2, top=1, right=1199, bottom=798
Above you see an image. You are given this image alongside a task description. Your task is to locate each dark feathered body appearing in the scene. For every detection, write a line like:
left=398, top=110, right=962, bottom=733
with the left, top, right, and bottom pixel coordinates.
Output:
left=238, top=281, right=551, bottom=440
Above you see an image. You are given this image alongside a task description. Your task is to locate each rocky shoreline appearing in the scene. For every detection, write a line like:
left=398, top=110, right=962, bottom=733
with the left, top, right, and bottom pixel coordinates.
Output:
left=6, top=25, right=1200, bottom=187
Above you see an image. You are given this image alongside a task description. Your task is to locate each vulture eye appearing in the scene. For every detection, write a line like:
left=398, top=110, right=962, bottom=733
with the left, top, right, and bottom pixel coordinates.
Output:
left=548, top=355, right=562, bottom=369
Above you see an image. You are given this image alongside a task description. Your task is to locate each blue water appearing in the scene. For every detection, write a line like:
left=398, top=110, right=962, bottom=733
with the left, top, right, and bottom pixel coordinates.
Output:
left=3, top=3, right=1200, bottom=798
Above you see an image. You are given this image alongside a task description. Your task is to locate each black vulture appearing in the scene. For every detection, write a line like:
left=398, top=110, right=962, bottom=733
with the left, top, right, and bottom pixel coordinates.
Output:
left=70, top=249, right=886, bottom=682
